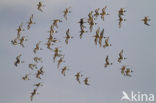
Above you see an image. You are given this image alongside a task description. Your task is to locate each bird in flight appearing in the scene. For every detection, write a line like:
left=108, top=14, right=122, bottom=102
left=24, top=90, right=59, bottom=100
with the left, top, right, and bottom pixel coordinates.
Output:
left=94, top=8, right=100, bottom=19
left=27, top=14, right=35, bottom=30
left=121, top=65, right=126, bottom=75
left=52, top=19, right=62, bottom=29
left=57, top=56, right=65, bottom=68
left=84, top=77, right=90, bottom=86
left=142, top=16, right=151, bottom=26
left=80, top=26, right=87, bottom=39
left=103, top=37, right=111, bottom=48
left=61, top=66, right=69, bottom=76
left=37, top=2, right=44, bottom=12
left=16, top=23, right=24, bottom=38
left=19, top=36, right=28, bottom=47
left=36, top=66, right=44, bottom=79
left=30, top=88, right=38, bottom=101
left=33, top=41, right=42, bottom=54
left=118, top=49, right=126, bottom=63
left=75, top=72, right=83, bottom=84
left=118, top=15, right=126, bottom=28
left=22, top=74, right=31, bottom=80
left=118, top=8, right=126, bottom=16
left=29, top=64, right=37, bottom=70
left=125, top=68, right=133, bottom=77
left=65, top=29, right=73, bottom=44
left=64, top=7, right=71, bottom=20
left=33, top=57, right=42, bottom=63
left=104, top=55, right=112, bottom=68
left=100, top=6, right=109, bottom=21
left=93, top=27, right=100, bottom=45
left=53, top=47, right=62, bottom=62
left=99, top=28, right=106, bottom=47
left=14, top=54, right=24, bottom=67
left=34, top=82, right=43, bottom=89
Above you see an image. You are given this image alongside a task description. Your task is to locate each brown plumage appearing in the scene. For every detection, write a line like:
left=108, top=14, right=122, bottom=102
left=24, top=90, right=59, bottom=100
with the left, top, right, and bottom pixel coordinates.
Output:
left=33, top=57, right=42, bottom=63
left=61, top=66, right=69, bottom=76
left=125, top=68, right=133, bottom=77
left=75, top=72, right=82, bottom=84
left=36, top=66, right=44, bottom=79
left=64, top=7, right=71, bottom=20
left=104, top=56, right=112, bottom=68
left=30, top=88, right=38, bottom=101
left=118, top=15, right=126, bottom=28
left=33, top=41, right=42, bottom=54
left=84, top=77, right=90, bottom=86
left=57, top=56, right=64, bottom=68
left=29, top=64, right=37, bottom=70
left=34, top=82, right=43, bottom=88
left=52, top=19, right=62, bottom=29
left=142, top=16, right=151, bottom=26
left=14, top=54, right=24, bottom=67
left=100, top=6, right=109, bottom=21
left=19, top=36, right=27, bottom=47
left=118, top=8, right=126, bottom=16
left=103, top=37, right=111, bottom=48
left=22, top=74, right=30, bottom=80
left=37, top=2, right=44, bottom=12
left=118, top=49, right=126, bottom=63
left=65, top=29, right=73, bottom=44
left=27, top=14, right=35, bottom=30
left=93, top=27, right=100, bottom=45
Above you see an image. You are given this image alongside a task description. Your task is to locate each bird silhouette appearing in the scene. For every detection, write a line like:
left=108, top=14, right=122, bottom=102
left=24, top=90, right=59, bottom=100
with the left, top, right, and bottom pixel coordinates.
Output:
left=16, top=23, right=24, bottom=38
left=104, top=55, right=112, bottom=68
left=34, top=82, right=43, bottom=89
left=118, top=49, right=126, bottom=63
left=80, top=26, right=87, bottom=39
left=142, top=16, right=151, bottom=26
left=100, top=6, right=109, bottom=21
left=88, top=14, right=96, bottom=32
left=125, top=68, right=133, bottom=77
left=94, top=8, right=100, bottom=19
left=14, top=54, right=24, bottom=67
left=34, top=57, right=42, bottom=63
left=64, top=7, right=71, bottom=20
left=37, top=2, right=44, bottom=12
left=121, top=65, right=126, bottom=75
left=36, top=66, right=44, bottom=79
left=33, top=41, right=42, bottom=54
left=61, top=66, right=69, bottom=76
left=75, top=72, right=83, bottom=84
left=118, top=15, right=126, bottom=28
left=118, top=8, right=126, bottom=16
left=52, top=19, right=62, bottom=29
left=65, top=29, right=73, bottom=44
left=57, top=56, right=65, bottom=68
left=93, top=27, right=100, bottom=45
left=19, top=36, right=28, bottom=47
left=27, top=14, right=35, bottom=30
left=29, top=64, right=37, bottom=70
left=84, top=77, right=90, bottom=86
left=11, top=38, right=18, bottom=45
left=103, top=37, right=111, bottom=48
left=53, top=47, right=62, bottom=62
left=30, top=88, right=38, bottom=101
left=22, top=74, right=31, bottom=80
left=99, top=28, right=106, bottom=47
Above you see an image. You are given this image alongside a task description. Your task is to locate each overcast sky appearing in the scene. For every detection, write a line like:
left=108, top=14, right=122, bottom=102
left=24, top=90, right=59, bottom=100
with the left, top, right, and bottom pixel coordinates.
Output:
left=0, top=0, right=156, bottom=103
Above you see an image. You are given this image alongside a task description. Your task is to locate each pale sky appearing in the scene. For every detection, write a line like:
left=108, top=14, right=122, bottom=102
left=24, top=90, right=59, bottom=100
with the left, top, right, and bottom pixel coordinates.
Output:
left=0, top=0, right=156, bottom=103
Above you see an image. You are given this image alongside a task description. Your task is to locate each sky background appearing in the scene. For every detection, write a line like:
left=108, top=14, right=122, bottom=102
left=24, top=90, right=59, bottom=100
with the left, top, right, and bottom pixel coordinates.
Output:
left=0, top=0, right=156, bottom=103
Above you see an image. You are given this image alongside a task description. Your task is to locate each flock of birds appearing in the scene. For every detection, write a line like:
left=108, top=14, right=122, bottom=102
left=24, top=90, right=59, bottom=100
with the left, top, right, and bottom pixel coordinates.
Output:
left=11, top=1, right=151, bottom=102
